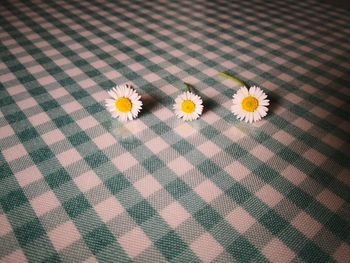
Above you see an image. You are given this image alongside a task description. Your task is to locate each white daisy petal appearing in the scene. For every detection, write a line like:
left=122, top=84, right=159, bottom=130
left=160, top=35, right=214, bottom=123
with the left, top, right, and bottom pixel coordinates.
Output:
left=111, top=111, right=118, bottom=118
left=247, top=112, right=253, bottom=123
left=105, top=98, right=115, bottom=105
left=231, top=86, right=269, bottom=123
left=249, top=86, right=256, bottom=95
left=173, top=91, right=204, bottom=121
left=253, top=112, right=259, bottom=122
left=239, top=86, right=249, bottom=97
left=253, top=90, right=263, bottom=99
left=260, top=99, right=270, bottom=106
left=127, top=112, right=133, bottom=121
left=120, top=115, right=127, bottom=122
left=105, top=84, right=143, bottom=121
left=107, top=90, right=117, bottom=99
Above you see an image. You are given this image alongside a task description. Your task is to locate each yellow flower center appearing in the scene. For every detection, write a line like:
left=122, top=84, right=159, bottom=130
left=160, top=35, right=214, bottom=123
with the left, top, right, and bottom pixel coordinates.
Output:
left=115, top=97, right=132, bottom=112
left=181, top=100, right=196, bottom=114
left=242, top=96, right=259, bottom=112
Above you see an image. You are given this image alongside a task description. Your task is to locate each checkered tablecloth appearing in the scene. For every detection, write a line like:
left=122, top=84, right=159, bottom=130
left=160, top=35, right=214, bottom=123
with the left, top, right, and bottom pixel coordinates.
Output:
left=1, top=0, right=350, bottom=262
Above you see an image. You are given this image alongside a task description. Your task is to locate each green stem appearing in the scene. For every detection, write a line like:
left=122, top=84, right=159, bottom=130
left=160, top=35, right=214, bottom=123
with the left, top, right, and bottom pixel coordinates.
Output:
left=219, top=72, right=248, bottom=87
left=183, top=82, right=192, bottom=92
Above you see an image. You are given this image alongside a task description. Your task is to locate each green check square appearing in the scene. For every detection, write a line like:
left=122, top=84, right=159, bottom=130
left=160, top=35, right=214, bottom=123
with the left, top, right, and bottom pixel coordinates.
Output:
left=185, top=67, right=199, bottom=75
left=225, top=144, right=247, bottom=159
left=0, top=161, right=13, bottom=179
left=17, top=127, right=39, bottom=142
left=165, top=178, right=191, bottom=199
left=71, top=90, right=89, bottom=100
left=142, top=156, right=164, bottom=173
left=68, top=132, right=90, bottom=146
left=75, top=59, right=88, bottom=67
left=63, top=194, right=92, bottom=218
left=85, top=151, right=109, bottom=169
left=287, top=188, right=311, bottom=209
left=30, top=146, right=54, bottom=163
left=169, top=57, right=181, bottom=65
left=298, top=241, right=331, bottom=262
left=86, top=70, right=100, bottom=78
left=59, top=77, right=75, bottom=86
left=8, top=63, right=23, bottom=72
left=5, top=111, right=27, bottom=124
left=164, top=75, right=178, bottom=83
left=279, top=148, right=300, bottom=164
left=200, top=126, right=219, bottom=139
left=84, top=225, right=115, bottom=255
left=148, top=64, right=162, bottom=73
left=53, top=115, right=75, bottom=128
left=119, top=138, right=142, bottom=151
left=227, top=236, right=263, bottom=262
left=155, top=230, right=187, bottom=261
left=322, top=214, right=349, bottom=240
left=2, top=53, right=14, bottom=62
left=127, top=200, right=156, bottom=224
left=124, top=72, right=139, bottom=80
left=0, top=189, right=28, bottom=212
left=19, top=75, right=36, bottom=84
left=225, top=183, right=252, bottom=204
left=42, top=253, right=61, bottom=263
left=29, top=87, right=46, bottom=96
left=105, top=174, right=131, bottom=194
left=151, top=122, right=171, bottom=135
left=110, top=62, right=124, bottom=70
left=197, top=160, right=221, bottom=177
left=194, top=205, right=222, bottom=230
left=0, top=95, right=14, bottom=106
left=45, top=168, right=71, bottom=189
left=134, top=55, right=147, bottom=62
left=40, top=100, right=60, bottom=111
left=37, top=57, right=51, bottom=64
left=203, top=60, right=217, bottom=68
left=260, top=210, right=288, bottom=235
left=14, top=218, right=46, bottom=246
left=172, top=140, right=193, bottom=155
left=85, top=103, right=104, bottom=115
left=188, top=51, right=199, bottom=58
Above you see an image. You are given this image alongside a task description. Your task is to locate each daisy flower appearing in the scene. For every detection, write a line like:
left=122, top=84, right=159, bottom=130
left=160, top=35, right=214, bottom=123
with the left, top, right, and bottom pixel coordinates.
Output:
left=231, top=86, right=269, bottom=123
left=105, top=84, right=142, bottom=122
left=174, top=91, right=203, bottom=121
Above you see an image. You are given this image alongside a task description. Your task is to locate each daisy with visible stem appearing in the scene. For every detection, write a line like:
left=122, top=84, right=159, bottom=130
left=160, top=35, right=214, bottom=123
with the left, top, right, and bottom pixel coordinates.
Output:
left=220, top=72, right=269, bottom=123
left=173, top=83, right=203, bottom=121
left=105, top=84, right=143, bottom=122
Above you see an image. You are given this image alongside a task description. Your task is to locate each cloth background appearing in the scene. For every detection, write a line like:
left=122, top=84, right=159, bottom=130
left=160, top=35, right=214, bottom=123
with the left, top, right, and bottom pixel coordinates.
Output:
left=1, top=0, right=349, bottom=262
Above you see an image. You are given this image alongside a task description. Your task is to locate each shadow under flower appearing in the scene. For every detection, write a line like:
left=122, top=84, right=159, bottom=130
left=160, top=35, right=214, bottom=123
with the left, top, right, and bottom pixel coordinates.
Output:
left=138, top=93, right=158, bottom=118
left=202, top=96, right=220, bottom=115
left=267, top=92, right=279, bottom=115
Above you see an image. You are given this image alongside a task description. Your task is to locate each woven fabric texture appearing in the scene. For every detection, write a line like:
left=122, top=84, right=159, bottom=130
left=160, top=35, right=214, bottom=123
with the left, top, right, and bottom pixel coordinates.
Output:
left=1, top=0, right=349, bottom=262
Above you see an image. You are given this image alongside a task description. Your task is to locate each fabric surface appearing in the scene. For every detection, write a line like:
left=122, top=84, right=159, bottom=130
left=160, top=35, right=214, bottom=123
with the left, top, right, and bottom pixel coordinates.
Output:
left=1, top=0, right=350, bottom=262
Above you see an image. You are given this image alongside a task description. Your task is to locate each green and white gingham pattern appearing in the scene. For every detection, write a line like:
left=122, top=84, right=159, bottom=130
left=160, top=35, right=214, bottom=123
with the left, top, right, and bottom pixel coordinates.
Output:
left=1, top=0, right=349, bottom=262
